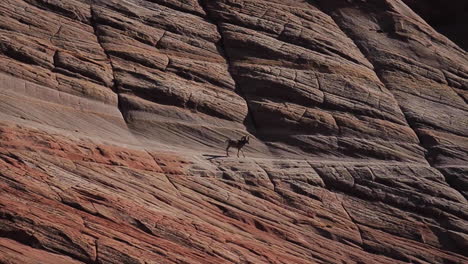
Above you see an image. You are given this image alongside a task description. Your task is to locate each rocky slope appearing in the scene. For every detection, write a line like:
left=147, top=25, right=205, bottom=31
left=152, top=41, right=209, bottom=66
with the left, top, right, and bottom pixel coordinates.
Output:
left=402, top=0, right=468, bottom=51
left=0, top=0, right=467, bottom=263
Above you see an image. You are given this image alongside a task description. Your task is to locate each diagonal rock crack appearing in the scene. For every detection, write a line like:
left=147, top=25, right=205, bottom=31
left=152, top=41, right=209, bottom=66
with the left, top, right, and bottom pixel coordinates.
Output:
left=313, top=2, right=466, bottom=202
left=198, top=0, right=260, bottom=133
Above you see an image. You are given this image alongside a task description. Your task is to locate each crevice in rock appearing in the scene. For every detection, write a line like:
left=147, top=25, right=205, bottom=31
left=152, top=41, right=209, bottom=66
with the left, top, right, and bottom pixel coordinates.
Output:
left=51, top=50, right=60, bottom=76
left=197, top=0, right=260, bottom=134
left=401, top=0, right=468, bottom=51
left=49, top=25, right=63, bottom=43
left=0, top=223, right=95, bottom=264
left=375, top=85, right=466, bottom=200
left=0, top=229, right=43, bottom=250
left=306, top=9, right=467, bottom=260
left=441, top=71, right=468, bottom=105
left=89, top=6, right=117, bottom=94
left=339, top=197, right=363, bottom=245
left=144, top=150, right=180, bottom=196
left=164, top=174, right=180, bottom=195
left=89, top=5, right=129, bottom=126
left=437, top=167, right=468, bottom=200
left=312, top=3, right=466, bottom=199
left=257, top=164, right=277, bottom=192
left=94, top=239, right=99, bottom=264
left=133, top=219, right=154, bottom=236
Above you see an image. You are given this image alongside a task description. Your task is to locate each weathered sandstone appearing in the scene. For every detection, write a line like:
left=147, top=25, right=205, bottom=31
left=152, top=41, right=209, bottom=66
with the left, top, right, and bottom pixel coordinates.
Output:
left=0, top=0, right=466, bottom=263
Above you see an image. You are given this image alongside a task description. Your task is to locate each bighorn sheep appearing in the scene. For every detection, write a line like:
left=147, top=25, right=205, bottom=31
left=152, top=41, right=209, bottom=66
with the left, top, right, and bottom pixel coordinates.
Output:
left=226, top=135, right=250, bottom=157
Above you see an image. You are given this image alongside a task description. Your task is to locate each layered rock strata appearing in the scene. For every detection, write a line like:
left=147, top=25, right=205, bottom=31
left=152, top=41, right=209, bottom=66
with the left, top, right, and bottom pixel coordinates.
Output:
left=0, top=0, right=467, bottom=263
left=402, top=0, right=468, bottom=50
left=318, top=0, right=468, bottom=198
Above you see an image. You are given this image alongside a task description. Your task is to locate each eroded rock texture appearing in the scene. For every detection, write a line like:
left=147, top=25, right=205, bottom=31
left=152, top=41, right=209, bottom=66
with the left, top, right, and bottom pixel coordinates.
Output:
left=402, top=0, right=468, bottom=51
left=318, top=0, right=468, bottom=198
left=0, top=0, right=467, bottom=263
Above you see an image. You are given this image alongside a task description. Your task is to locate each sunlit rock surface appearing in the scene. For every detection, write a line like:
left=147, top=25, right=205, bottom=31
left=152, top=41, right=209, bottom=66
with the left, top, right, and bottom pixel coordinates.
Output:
left=0, top=0, right=467, bottom=263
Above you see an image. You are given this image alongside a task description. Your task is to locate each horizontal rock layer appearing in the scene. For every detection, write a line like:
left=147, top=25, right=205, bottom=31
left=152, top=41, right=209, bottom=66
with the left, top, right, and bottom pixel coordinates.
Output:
left=0, top=0, right=467, bottom=263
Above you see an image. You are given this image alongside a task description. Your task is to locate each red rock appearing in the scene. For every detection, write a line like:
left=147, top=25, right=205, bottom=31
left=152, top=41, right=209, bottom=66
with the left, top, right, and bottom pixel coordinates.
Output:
left=0, top=0, right=467, bottom=263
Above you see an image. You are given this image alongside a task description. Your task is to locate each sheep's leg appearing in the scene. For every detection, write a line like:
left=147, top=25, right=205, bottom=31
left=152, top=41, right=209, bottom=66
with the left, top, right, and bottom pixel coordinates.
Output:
left=237, top=148, right=240, bottom=158
left=226, top=145, right=230, bottom=157
left=241, top=149, right=246, bottom=158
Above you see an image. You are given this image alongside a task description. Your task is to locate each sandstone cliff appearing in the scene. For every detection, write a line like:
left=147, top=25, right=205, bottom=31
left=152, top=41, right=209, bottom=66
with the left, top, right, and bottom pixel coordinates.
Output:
left=0, top=0, right=467, bottom=263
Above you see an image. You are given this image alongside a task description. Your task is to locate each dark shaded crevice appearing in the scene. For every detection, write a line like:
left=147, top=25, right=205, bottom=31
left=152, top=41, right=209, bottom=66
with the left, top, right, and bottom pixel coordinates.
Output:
left=90, top=5, right=145, bottom=131
left=89, top=5, right=130, bottom=126
left=360, top=242, right=414, bottom=263
left=132, top=219, right=154, bottom=236
left=310, top=8, right=468, bottom=258
left=0, top=229, right=42, bottom=250
left=197, top=0, right=260, bottom=135
left=311, top=3, right=466, bottom=189
left=94, top=239, right=99, bottom=264
left=232, top=75, right=406, bottom=127
left=0, top=227, right=95, bottom=264
left=371, top=77, right=468, bottom=199
left=257, top=165, right=277, bottom=192
left=437, top=167, right=468, bottom=200
left=288, top=183, right=323, bottom=202
left=89, top=6, right=117, bottom=93
left=46, top=229, right=96, bottom=264
left=340, top=200, right=363, bottom=245
left=0, top=191, right=96, bottom=263
left=401, top=0, right=468, bottom=51
left=0, top=44, right=45, bottom=67
left=57, top=193, right=102, bottom=217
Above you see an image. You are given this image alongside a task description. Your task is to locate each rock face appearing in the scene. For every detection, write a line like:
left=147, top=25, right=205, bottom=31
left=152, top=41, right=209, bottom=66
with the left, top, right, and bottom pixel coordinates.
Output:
left=402, top=0, right=468, bottom=51
left=0, top=0, right=467, bottom=263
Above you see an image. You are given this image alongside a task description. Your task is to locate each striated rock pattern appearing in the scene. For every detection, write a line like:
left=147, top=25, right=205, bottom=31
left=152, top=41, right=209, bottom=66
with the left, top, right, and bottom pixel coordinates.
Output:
left=205, top=0, right=425, bottom=162
left=0, top=0, right=467, bottom=263
left=401, top=0, right=468, bottom=51
left=318, top=0, right=468, bottom=199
